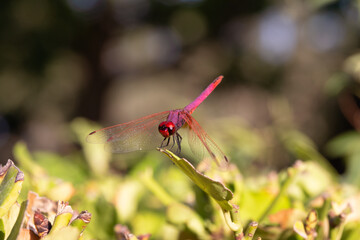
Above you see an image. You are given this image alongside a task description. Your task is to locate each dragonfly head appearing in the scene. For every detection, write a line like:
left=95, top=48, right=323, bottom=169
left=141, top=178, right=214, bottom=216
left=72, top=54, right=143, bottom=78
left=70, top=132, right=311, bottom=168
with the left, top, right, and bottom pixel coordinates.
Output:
left=158, top=121, right=176, bottom=138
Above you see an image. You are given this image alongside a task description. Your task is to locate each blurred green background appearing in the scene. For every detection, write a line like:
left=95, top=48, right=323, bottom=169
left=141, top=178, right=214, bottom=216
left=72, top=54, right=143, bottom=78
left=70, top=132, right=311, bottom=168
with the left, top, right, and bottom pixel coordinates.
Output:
left=1, top=0, right=360, bottom=176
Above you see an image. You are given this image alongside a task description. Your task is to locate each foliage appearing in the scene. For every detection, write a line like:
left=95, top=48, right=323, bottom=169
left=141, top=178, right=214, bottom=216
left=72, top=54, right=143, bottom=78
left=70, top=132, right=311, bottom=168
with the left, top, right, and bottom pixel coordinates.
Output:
left=0, top=159, right=91, bottom=240
left=2, top=111, right=360, bottom=239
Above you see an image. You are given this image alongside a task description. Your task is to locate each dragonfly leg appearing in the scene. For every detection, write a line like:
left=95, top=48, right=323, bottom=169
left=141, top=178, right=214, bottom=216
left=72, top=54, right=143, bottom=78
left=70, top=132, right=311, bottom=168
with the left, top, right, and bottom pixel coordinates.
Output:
left=160, top=137, right=170, bottom=148
left=160, top=138, right=165, bottom=147
left=170, top=135, right=176, bottom=150
left=175, top=133, right=182, bottom=154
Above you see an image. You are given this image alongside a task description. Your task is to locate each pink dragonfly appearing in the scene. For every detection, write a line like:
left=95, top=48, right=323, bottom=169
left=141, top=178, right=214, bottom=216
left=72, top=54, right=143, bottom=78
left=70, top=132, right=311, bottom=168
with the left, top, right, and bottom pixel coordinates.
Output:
left=87, top=75, right=228, bottom=169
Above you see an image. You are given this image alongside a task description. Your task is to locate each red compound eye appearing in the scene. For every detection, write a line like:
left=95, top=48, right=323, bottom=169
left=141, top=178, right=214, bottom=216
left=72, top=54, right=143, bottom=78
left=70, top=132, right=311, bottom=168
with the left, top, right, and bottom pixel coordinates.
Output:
left=158, top=121, right=176, bottom=137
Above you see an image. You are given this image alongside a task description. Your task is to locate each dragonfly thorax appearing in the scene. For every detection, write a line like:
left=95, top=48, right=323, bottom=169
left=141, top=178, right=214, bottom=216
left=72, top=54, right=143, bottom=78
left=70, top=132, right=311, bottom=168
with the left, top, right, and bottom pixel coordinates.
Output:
left=158, top=121, right=176, bottom=138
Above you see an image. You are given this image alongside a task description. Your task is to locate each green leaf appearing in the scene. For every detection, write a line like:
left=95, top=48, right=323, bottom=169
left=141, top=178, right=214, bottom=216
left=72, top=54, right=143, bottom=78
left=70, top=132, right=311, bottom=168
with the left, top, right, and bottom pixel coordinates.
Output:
left=280, top=130, right=338, bottom=179
left=293, top=220, right=307, bottom=239
left=84, top=196, right=117, bottom=239
left=131, top=211, right=165, bottom=239
left=257, top=162, right=303, bottom=224
left=6, top=200, right=27, bottom=240
left=50, top=203, right=73, bottom=234
left=167, top=203, right=209, bottom=239
left=342, top=222, right=360, bottom=240
left=158, top=149, right=233, bottom=211
left=326, top=131, right=360, bottom=157
left=325, top=72, right=350, bottom=96
left=139, top=169, right=175, bottom=206
left=0, top=202, right=20, bottom=239
left=13, top=141, right=46, bottom=177
left=71, top=117, right=111, bottom=177
left=115, top=179, right=144, bottom=222
left=0, top=160, right=24, bottom=218
left=240, top=190, right=276, bottom=222
left=297, top=161, right=334, bottom=197
left=70, top=211, right=91, bottom=234
left=326, top=132, right=360, bottom=186
left=305, top=210, right=317, bottom=237
left=33, top=152, right=89, bottom=184
left=0, top=218, right=4, bottom=240
left=344, top=153, right=360, bottom=186
left=42, top=226, right=80, bottom=240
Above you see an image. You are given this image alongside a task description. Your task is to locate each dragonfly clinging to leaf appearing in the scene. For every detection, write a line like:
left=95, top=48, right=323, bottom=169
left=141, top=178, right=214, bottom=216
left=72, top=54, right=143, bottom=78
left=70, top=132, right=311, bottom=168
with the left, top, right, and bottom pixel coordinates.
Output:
left=87, top=76, right=228, bottom=169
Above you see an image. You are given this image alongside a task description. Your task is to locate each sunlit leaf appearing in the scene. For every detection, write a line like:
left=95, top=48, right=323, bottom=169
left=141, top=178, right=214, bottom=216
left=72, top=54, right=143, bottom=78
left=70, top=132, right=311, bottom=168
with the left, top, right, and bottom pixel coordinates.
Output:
left=293, top=220, right=307, bottom=239
left=0, top=160, right=24, bottom=218
left=0, top=201, right=20, bottom=239
left=71, top=117, right=111, bottom=176
left=6, top=200, right=28, bottom=240
left=70, top=211, right=91, bottom=234
left=131, top=211, right=165, bottom=239
left=42, top=226, right=80, bottom=240
left=295, top=161, right=334, bottom=197
left=280, top=130, right=338, bottom=179
left=158, top=149, right=233, bottom=211
left=115, top=179, right=144, bottom=222
left=167, top=203, right=209, bottom=239
left=0, top=219, right=4, bottom=240
left=50, top=202, right=73, bottom=234
left=13, top=142, right=46, bottom=177
left=305, top=210, right=318, bottom=237
left=84, top=196, right=117, bottom=239
left=33, top=152, right=89, bottom=184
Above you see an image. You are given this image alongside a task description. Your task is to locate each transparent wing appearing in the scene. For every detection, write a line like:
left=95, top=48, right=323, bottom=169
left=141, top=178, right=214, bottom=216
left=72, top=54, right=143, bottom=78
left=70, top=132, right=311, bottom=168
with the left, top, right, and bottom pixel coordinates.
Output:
left=87, top=111, right=170, bottom=153
left=180, top=112, right=229, bottom=170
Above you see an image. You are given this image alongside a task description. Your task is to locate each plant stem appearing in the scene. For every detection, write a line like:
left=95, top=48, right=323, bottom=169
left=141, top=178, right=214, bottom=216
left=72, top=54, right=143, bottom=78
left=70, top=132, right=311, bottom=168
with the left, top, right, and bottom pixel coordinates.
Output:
left=330, top=223, right=345, bottom=240
left=223, top=209, right=241, bottom=233
left=140, top=169, right=175, bottom=206
left=258, top=161, right=302, bottom=223
left=244, top=221, right=258, bottom=240
left=316, top=194, right=331, bottom=240
left=230, top=205, right=244, bottom=238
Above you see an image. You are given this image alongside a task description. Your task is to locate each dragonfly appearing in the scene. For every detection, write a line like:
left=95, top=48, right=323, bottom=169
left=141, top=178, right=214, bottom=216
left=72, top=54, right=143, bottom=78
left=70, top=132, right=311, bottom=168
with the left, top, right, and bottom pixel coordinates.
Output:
left=87, top=75, right=228, bottom=169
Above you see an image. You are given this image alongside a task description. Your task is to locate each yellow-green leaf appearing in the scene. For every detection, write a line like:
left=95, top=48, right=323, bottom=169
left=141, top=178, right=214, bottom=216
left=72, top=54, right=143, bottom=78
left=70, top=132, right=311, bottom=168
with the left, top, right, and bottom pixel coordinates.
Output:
left=158, top=149, right=233, bottom=211
left=0, top=160, right=24, bottom=218
left=293, top=220, right=307, bottom=239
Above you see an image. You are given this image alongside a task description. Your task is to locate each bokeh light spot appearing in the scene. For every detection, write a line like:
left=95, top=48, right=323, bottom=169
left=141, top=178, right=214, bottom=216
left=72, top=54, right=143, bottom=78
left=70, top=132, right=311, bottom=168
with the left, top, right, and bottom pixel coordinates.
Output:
left=257, top=8, right=297, bottom=65
left=305, top=11, right=345, bottom=52
left=102, top=27, right=181, bottom=74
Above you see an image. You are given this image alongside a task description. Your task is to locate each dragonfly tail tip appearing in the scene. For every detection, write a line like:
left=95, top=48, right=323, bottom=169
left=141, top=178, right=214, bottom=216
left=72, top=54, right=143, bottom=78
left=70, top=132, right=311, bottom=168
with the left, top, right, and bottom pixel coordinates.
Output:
left=214, top=75, right=224, bottom=85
